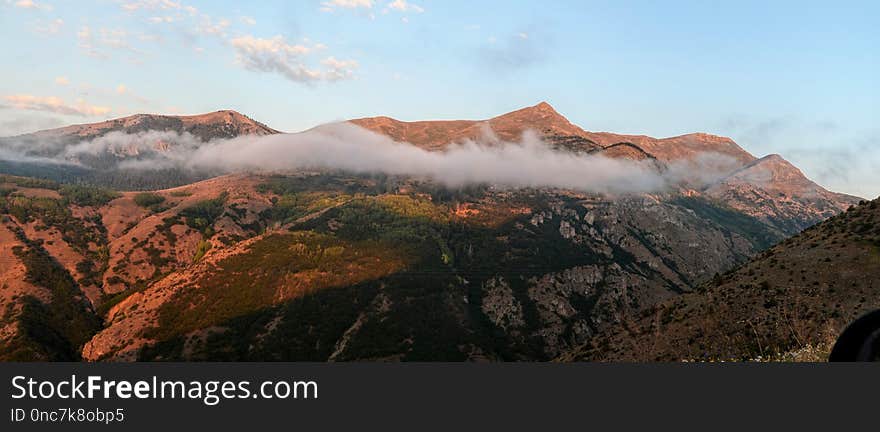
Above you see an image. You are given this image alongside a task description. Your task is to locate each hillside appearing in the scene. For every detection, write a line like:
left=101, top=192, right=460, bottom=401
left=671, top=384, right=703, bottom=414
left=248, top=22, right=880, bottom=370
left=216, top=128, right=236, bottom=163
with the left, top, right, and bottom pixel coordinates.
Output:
left=563, top=197, right=880, bottom=361
left=0, top=171, right=791, bottom=361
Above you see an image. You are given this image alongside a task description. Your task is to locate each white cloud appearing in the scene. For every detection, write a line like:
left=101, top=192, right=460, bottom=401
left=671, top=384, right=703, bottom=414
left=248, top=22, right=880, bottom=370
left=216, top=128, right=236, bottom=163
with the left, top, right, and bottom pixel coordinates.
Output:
left=479, top=30, right=548, bottom=71
left=77, top=26, right=140, bottom=59
left=148, top=15, right=176, bottom=23
left=229, top=35, right=358, bottom=84
left=76, top=26, right=105, bottom=58
left=321, top=57, right=359, bottom=81
left=120, top=0, right=183, bottom=12
left=3, top=94, right=111, bottom=117
left=13, top=0, right=53, bottom=11
left=384, top=0, right=423, bottom=13
left=54, top=76, right=69, bottom=86
left=240, top=16, right=256, bottom=25
left=31, top=124, right=741, bottom=196
left=116, top=84, right=128, bottom=95
left=121, top=0, right=198, bottom=26
left=320, top=0, right=374, bottom=13
left=197, top=16, right=230, bottom=37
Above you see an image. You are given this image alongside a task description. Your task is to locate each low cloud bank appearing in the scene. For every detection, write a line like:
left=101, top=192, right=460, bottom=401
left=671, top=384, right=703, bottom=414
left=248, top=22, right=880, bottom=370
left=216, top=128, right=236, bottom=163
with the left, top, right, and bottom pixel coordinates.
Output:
left=1, top=123, right=743, bottom=194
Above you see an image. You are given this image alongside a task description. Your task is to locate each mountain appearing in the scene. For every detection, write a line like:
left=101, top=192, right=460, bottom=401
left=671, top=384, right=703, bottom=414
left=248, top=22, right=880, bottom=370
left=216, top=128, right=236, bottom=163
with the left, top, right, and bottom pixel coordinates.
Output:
left=351, top=102, right=860, bottom=235
left=0, top=104, right=863, bottom=361
left=351, top=102, right=755, bottom=163
left=562, top=197, right=880, bottom=362
left=704, top=154, right=859, bottom=233
left=0, top=110, right=279, bottom=190
left=19, top=110, right=279, bottom=141
left=350, top=102, right=601, bottom=152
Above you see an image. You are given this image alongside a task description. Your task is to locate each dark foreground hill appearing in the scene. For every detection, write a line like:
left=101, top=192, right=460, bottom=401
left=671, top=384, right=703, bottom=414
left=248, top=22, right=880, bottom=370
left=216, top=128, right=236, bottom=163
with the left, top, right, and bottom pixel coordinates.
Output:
left=562, top=197, right=880, bottom=361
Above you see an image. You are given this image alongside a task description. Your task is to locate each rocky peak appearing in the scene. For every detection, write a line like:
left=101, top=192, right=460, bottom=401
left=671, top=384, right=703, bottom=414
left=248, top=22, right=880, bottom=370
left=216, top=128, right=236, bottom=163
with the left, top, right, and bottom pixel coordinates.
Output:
left=489, top=101, right=583, bottom=137
left=723, top=154, right=815, bottom=191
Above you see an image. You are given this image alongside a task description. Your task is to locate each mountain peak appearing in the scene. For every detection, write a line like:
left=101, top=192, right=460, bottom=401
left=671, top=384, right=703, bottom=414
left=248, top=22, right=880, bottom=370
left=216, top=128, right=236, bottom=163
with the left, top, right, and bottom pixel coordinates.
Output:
left=495, top=101, right=567, bottom=121
left=533, top=101, right=557, bottom=112
left=488, top=101, right=585, bottom=138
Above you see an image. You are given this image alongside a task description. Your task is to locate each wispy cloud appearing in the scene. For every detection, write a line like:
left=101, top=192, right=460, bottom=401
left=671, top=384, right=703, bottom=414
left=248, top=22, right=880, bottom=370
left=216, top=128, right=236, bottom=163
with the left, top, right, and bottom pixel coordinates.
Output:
left=33, top=18, right=64, bottom=35
left=320, top=0, right=374, bottom=13
left=119, top=0, right=195, bottom=14
left=3, top=94, right=111, bottom=117
left=383, top=0, right=423, bottom=14
left=229, top=35, right=358, bottom=84
left=12, top=0, right=53, bottom=11
left=0, top=115, right=65, bottom=137
left=478, top=29, right=549, bottom=71
left=196, top=16, right=230, bottom=37
left=5, top=123, right=742, bottom=196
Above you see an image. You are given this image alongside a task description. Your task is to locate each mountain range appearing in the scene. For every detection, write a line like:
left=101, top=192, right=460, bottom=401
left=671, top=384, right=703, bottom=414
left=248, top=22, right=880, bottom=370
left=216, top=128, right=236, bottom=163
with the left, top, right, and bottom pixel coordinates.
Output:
left=0, top=103, right=866, bottom=361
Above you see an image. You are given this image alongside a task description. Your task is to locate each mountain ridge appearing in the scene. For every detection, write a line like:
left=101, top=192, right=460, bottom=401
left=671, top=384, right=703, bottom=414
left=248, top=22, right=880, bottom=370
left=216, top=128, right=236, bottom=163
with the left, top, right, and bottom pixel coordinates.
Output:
left=350, top=102, right=756, bottom=164
left=7, top=110, right=279, bottom=141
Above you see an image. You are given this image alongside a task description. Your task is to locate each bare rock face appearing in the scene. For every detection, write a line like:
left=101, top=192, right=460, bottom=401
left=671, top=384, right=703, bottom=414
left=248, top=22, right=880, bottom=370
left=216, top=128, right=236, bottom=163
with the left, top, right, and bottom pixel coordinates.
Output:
left=705, top=154, right=861, bottom=233
left=481, top=278, right=525, bottom=331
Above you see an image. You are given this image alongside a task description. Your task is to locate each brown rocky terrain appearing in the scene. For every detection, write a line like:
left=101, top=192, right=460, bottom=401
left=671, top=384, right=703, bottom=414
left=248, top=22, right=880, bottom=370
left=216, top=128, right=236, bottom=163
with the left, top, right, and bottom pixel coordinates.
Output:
left=351, top=102, right=754, bottom=163
left=349, top=102, right=598, bottom=151
left=705, top=154, right=859, bottom=233
left=563, top=197, right=880, bottom=361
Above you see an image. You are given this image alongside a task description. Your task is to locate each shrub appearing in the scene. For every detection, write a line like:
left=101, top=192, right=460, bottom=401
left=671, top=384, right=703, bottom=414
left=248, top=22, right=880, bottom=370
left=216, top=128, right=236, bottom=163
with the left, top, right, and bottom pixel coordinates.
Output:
left=133, top=192, right=166, bottom=209
left=59, top=184, right=120, bottom=207
left=180, top=192, right=228, bottom=234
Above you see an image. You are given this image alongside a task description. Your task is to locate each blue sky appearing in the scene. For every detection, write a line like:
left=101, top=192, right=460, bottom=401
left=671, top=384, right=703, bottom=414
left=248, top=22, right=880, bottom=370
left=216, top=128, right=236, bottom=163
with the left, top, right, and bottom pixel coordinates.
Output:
left=1, top=0, right=878, bottom=197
